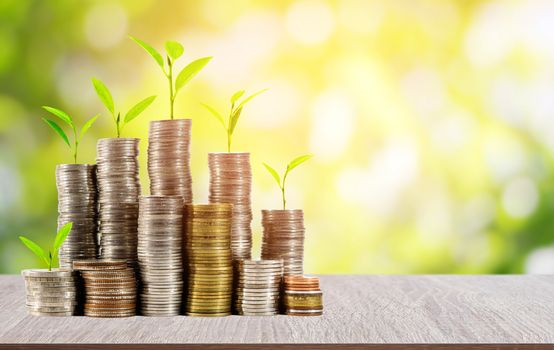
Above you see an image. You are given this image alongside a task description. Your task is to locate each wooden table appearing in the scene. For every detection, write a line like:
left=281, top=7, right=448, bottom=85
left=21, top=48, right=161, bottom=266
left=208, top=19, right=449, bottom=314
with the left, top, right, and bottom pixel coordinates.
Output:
left=0, top=275, right=552, bottom=349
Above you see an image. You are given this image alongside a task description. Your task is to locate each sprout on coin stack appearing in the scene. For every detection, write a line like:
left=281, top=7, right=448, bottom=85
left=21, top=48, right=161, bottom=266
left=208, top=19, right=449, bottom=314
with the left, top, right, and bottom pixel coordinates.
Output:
left=283, top=275, right=323, bottom=316
left=19, top=223, right=78, bottom=316
left=234, top=259, right=283, bottom=316
left=261, top=155, right=313, bottom=275
left=131, top=36, right=212, bottom=203
left=42, top=106, right=99, bottom=269
left=202, top=89, right=267, bottom=261
left=92, top=78, right=156, bottom=267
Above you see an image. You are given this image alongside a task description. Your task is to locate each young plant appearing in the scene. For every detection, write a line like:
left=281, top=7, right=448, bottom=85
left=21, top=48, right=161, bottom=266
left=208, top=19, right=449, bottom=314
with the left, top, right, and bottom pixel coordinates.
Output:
left=202, top=89, right=268, bottom=152
left=42, top=106, right=98, bottom=163
left=263, top=154, right=313, bottom=210
left=130, top=36, right=212, bottom=120
left=92, top=78, right=156, bottom=137
left=19, top=222, right=73, bottom=271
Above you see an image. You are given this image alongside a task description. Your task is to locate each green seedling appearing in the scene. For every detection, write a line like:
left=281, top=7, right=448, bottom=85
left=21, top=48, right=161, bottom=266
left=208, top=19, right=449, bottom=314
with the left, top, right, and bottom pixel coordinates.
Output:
left=42, top=106, right=98, bottom=163
left=19, top=222, right=73, bottom=271
left=130, top=36, right=212, bottom=119
left=263, top=154, right=313, bottom=210
left=202, top=89, right=268, bottom=152
left=92, top=78, right=156, bottom=137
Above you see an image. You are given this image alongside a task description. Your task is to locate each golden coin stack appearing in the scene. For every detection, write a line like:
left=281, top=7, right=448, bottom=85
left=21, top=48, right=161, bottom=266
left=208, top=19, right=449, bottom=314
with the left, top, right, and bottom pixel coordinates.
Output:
left=208, top=152, right=252, bottom=260
left=73, top=259, right=137, bottom=318
left=22, top=269, right=77, bottom=316
left=235, top=259, right=283, bottom=316
left=184, top=204, right=233, bottom=316
left=283, top=275, right=323, bottom=316
left=261, top=209, right=305, bottom=275
left=148, top=120, right=193, bottom=203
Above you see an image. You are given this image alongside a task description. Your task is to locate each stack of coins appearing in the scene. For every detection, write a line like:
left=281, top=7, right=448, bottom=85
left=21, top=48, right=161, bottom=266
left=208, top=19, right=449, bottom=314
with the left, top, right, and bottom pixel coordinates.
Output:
left=96, top=138, right=141, bottom=266
left=283, top=275, right=323, bottom=316
left=73, top=259, right=137, bottom=318
left=138, top=195, right=184, bottom=316
left=148, top=120, right=193, bottom=203
left=56, top=164, right=97, bottom=269
left=22, top=269, right=77, bottom=316
left=235, top=259, right=283, bottom=316
left=184, top=204, right=233, bottom=316
left=261, top=209, right=305, bottom=275
left=208, top=153, right=252, bottom=260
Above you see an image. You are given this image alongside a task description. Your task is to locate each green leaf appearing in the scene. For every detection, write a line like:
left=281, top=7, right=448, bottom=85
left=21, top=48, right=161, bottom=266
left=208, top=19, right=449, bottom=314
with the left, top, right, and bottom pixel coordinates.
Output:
left=165, top=40, right=184, bottom=60
left=19, top=236, right=49, bottom=267
left=124, top=95, right=156, bottom=123
left=43, top=118, right=70, bottom=147
left=175, top=56, right=212, bottom=92
left=79, top=114, right=99, bottom=141
left=287, top=154, right=313, bottom=172
left=92, top=78, right=114, bottom=115
left=230, top=90, right=245, bottom=104
left=42, top=106, right=73, bottom=126
left=229, top=107, right=243, bottom=135
left=130, top=36, right=165, bottom=71
left=263, top=163, right=281, bottom=187
left=235, top=88, right=268, bottom=111
left=53, top=222, right=73, bottom=252
left=201, top=103, right=225, bottom=128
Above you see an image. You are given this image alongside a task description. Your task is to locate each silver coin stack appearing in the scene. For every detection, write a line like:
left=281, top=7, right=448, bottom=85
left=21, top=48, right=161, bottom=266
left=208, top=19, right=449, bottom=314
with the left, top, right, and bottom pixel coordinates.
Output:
left=148, top=120, right=193, bottom=203
left=261, top=209, right=305, bottom=275
left=56, top=164, right=97, bottom=269
left=235, top=260, right=283, bottom=316
left=208, top=152, right=252, bottom=260
left=96, top=138, right=141, bottom=266
left=137, top=195, right=184, bottom=316
left=22, top=269, right=77, bottom=316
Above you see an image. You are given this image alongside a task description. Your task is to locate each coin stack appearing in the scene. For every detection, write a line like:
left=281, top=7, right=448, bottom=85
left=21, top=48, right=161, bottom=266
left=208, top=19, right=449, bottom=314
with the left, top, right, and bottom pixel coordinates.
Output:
left=283, top=275, right=323, bottom=316
left=73, top=259, right=137, bottom=318
left=208, top=152, right=252, bottom=260
left=148, top=120, right=193, bottom=203
left=22, top=269, right=77, bottom=316
left=56, top=164, right=97, bottom=269
left=138, top=195, right=184, bottom=316
left=184, top=204, right=233, bottom=316
left=261, top=209, right=305, bottom=275
left=234, top=259, right=283, bottom=316
left=96, top=138, right=141, bottom=266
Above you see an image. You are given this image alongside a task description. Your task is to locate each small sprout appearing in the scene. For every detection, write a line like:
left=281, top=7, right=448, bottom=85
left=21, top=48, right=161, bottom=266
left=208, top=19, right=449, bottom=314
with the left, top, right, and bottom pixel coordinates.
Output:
left=92, top=78, right=156, bottom=137
left=19, top=222, right=73, bottom=271
left=202, top=89, right=268, bottom=152
left=263, top=154, right=313, bottom=210
left=42, top=106, right=98, bottom=163
left=130, top=36, right=212, bottom=120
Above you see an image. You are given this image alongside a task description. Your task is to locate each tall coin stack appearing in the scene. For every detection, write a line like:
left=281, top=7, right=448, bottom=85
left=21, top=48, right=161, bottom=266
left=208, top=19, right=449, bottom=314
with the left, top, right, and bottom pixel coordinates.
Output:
left=56, top=164, right=97, bottom=269
left=261, top=209, right=305, bottom=275
left=22, top=269, right=77, bottom=316
left=184, top=204, right=233, bottom=316
left=96, top=138, right=141, bottom=266
left=208, top=152, right=252, bottom=260
left=148, top=120, right=193, bottom=203
left=235, top=260, right=283, bottom=316
left=138, top=196, right=184, bottom=316
left=73, top=259, right=137, bottom=318
left=283, top=275, right=323, bottom=316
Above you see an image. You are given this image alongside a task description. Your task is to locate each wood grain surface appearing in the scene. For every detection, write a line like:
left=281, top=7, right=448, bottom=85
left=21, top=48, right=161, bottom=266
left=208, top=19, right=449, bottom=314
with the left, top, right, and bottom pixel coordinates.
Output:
left=0, top=275, right=552, bottom=346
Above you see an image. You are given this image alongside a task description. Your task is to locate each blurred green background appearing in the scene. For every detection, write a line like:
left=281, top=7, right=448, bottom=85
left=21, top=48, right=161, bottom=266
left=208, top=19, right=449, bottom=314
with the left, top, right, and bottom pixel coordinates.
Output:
left=1, top=0, right=554, bottom=274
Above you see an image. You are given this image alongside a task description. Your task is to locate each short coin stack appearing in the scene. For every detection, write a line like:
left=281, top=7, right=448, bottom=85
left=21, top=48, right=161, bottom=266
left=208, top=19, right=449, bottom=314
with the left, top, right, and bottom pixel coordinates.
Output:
left=22, top=269, right=77, bottom=316
left=96, top=138, right=141, bottom=266
left=56, top=164, right=97, bottom=269
left=283, top=275, right=323, bottom=316
left=138, top=195, right=184, bottom=316
left=208, top=152, right=253, bottom=260
left=261, top=209, right=305, bottom=275
left=73, top=259, right=137, bottom=318
left=148, top=120, right=193, bottom=203
left=184, top=204, right=233, bottom=316
left=235, top=259, right=283, bottom=316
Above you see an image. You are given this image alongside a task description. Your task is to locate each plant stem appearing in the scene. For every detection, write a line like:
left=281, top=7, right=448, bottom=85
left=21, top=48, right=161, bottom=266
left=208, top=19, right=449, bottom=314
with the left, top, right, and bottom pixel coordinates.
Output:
left=168, top=57, right=174, bottom=120
left=227, top=131, right=231, bottom=153
left=73, top=125, right=78, bottom=163
left=281, top=170, right=288, bottom=210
